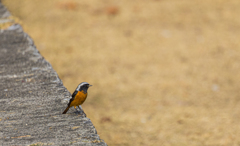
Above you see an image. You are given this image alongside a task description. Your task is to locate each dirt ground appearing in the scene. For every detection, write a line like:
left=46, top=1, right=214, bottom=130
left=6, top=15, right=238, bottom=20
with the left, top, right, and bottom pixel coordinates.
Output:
left=3, top=0, right=240, bottom=145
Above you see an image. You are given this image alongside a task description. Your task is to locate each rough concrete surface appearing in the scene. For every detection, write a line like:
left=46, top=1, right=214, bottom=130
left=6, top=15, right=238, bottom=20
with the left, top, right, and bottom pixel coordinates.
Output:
left=0, top=3, right=107, bottom=146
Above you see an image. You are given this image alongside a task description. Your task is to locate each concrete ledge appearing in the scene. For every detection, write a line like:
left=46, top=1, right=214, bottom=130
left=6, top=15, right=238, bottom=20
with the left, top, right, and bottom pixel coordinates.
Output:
left=0, top=2, right=107, bottom=146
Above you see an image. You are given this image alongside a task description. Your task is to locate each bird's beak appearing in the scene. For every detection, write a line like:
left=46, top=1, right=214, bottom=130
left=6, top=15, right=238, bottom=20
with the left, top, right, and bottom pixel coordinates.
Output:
left=89, top=85, right=93, bottom=87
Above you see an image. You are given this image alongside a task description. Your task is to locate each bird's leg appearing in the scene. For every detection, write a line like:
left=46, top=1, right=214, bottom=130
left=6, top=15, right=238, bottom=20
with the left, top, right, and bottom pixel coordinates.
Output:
left=77, top=106, right=82, bottom=110
left=74, top=106, right=80, bottom=113
left=77, top=106, right=86, bottom=117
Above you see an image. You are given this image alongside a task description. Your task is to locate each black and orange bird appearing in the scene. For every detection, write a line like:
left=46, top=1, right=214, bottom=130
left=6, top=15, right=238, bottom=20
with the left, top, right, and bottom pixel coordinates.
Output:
left=62, top=82, right=92, bottom=114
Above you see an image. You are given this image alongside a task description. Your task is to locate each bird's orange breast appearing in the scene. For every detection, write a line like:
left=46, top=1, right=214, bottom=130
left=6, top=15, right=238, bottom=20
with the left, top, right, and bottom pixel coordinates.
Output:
left=69, top=91, right=88, bottom=107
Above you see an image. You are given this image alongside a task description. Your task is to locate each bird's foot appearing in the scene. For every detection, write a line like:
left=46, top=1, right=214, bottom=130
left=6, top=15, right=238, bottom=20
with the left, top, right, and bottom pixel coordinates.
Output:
left=75, top=110, right=87, bottom=117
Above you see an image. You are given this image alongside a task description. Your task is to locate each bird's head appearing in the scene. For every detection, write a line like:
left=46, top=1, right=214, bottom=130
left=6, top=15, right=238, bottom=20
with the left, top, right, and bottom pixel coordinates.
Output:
left=76, top=82, right=92, bottom=93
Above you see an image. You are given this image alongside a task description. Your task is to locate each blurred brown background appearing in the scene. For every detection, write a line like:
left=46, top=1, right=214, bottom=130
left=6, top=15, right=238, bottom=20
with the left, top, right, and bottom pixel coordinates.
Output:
left=3, top=0, right=240, bottom=145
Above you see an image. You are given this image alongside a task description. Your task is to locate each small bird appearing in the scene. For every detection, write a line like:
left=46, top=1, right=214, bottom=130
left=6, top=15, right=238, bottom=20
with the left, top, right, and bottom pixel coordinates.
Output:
left=62, top=82, right=92, bottom=114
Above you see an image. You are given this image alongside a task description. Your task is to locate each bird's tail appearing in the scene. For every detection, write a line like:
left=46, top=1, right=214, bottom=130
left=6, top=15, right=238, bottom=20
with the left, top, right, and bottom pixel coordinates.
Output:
left=62, top=106, right=70, bottom=114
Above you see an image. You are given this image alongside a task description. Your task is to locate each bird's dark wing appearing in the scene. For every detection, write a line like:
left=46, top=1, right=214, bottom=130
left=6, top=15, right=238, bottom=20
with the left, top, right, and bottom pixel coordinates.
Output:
left=72, top=90, right=78, bottom=98
left=67, top=90, right=78, bottom=106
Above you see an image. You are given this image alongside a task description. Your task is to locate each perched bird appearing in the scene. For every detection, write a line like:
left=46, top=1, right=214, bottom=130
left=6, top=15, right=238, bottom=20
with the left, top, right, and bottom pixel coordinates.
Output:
left=62, top=82, right=92, bottom=114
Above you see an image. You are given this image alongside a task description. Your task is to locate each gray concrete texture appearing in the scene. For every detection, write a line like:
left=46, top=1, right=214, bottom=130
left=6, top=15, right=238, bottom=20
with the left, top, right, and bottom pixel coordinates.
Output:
left=0, top=2, right=107, bottom=146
